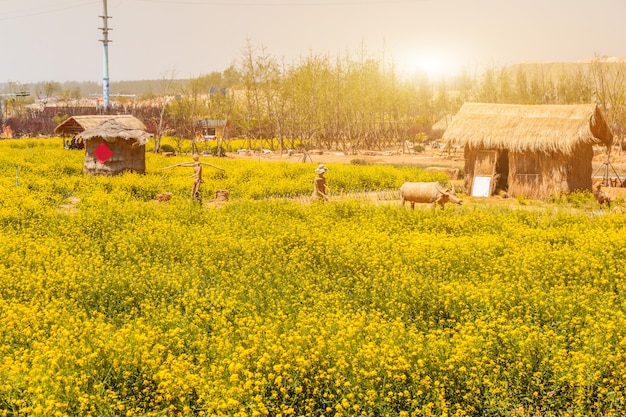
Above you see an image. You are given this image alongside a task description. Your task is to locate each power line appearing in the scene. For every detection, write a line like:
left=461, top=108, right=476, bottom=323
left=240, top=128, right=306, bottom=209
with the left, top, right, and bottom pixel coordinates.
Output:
left=0, top=0, right=97, bottom=21
left=136, top=0, right=426, bottom=6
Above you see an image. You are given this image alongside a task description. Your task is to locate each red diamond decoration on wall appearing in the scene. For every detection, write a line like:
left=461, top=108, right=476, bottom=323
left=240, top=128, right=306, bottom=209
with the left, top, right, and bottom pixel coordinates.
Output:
left=94, top=142, right=113, bottom=163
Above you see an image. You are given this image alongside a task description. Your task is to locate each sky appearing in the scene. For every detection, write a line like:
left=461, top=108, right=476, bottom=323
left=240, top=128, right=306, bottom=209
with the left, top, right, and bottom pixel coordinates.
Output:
left=1, top=0, right=626, bottom=86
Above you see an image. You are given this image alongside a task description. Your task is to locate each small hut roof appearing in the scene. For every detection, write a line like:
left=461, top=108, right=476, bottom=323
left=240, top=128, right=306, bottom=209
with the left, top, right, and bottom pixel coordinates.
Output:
left=442, top=103, right=613, bottom=153
left=194, top=119, right=228, bottom=127
left=54, top=115, right=146, bottom=136
left=76, top=119, right=152, bottom=145
left=431, top=114, right=454, bottom=133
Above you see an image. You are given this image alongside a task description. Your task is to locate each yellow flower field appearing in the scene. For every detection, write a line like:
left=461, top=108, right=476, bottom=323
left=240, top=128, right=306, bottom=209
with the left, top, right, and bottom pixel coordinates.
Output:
left=1, top=139, right=626, bottom=416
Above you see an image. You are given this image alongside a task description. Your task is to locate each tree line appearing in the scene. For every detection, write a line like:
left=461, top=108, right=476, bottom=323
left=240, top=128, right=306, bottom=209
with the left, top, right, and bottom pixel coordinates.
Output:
left=2, top=47, right=625, bottom=152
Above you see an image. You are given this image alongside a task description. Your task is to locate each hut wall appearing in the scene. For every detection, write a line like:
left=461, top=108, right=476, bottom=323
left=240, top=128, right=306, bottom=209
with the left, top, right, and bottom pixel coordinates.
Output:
left=83, top=139, right=146, bottom=176
left=565, top=142, right=594, bottom=192
left=507, top=145, right=593, bottom=199
left=84, top=139, right=110, bottom=175
left=465, top=145, right=594, bottom=199
left=462, top=145, right=476, bottom=194
left=507, top=151, right=555, bottom=199
left=509, top=152, right=561, bottom=198
left=122, top=142, right=146, bottom=173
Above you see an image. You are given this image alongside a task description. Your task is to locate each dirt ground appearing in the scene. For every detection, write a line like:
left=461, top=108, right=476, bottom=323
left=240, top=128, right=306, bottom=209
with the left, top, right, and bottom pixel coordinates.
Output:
left=226, top=145, right=626, bottom=178
left=226, top=146, right=465, bottom=169
left=224, top=145, right=626, bottom=204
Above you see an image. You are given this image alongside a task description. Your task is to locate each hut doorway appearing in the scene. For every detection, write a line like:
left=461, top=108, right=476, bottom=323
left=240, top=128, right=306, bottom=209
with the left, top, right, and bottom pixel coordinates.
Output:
left=470, top=149, right=510, bottom=196
left=471, top=150, right=498, bottom=197
left=495, top=150, right=509, bottom=193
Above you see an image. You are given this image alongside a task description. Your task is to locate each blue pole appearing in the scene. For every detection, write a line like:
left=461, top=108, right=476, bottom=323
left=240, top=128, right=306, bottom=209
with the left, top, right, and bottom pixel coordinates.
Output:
left=103, top=42, right=110, bottom=110
left=100, top=0, right=111, bottom=111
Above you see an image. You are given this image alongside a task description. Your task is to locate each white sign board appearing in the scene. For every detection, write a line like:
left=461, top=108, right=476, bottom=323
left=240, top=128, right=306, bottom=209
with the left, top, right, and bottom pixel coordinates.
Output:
left=472, top=176, right=492, bottom=197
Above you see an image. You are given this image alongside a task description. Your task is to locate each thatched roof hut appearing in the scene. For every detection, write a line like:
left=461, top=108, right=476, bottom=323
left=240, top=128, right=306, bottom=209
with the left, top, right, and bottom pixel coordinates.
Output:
left=77, top=118, right=152, bottom=175
left=442, top=103, right=613, bottom=199
left=54, top=115, right=146, bottom=136
left=431, top=114, right=454, bottom=137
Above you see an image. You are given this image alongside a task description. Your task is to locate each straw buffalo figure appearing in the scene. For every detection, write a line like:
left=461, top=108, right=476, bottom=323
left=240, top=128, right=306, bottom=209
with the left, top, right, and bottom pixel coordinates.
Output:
left=400, top=182, right=462, bottom=209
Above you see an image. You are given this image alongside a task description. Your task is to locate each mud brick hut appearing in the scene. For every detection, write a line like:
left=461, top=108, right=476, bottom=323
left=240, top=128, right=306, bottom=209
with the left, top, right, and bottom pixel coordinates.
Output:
left=442, top=103, right=613, bottom=199
left=76, top=118, right=151, bottom=175
left=55, top=115, right=150, bottom=175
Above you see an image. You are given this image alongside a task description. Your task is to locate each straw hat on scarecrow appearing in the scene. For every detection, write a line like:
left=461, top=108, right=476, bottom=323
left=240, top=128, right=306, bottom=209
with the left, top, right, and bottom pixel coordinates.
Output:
left=314, top=164, right=328, bottom=174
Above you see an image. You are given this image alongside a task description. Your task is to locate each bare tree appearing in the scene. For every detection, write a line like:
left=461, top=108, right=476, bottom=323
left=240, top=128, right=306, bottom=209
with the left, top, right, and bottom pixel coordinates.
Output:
left=37, top=81, right=60, bottom=107
left=238, top=39, right=281, bottom=151
left=150, top=69, right=178, bottom=153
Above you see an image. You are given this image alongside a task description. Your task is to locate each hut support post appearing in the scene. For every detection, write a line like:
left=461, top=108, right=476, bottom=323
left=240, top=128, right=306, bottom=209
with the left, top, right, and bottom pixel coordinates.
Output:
left=599, top=149, right=622, bottom=187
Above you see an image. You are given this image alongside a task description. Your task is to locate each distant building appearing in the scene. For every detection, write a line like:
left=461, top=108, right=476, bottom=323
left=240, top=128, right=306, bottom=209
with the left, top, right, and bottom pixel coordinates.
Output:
left=194, top=119, right=228, bottom=141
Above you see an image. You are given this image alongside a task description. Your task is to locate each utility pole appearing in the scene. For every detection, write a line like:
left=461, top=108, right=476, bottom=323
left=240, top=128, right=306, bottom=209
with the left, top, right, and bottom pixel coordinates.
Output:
left=99, top=0, right=112, bottom=111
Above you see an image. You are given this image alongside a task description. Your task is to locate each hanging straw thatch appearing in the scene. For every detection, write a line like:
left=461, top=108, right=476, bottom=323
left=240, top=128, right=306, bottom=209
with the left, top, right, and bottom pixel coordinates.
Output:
left=444, top=103, right=613, bottom=153
left=54, top=115, right=146, bottom=136
left=442, top=103, right=613, bottom=199
left=77, top=119, right=152, bottom=176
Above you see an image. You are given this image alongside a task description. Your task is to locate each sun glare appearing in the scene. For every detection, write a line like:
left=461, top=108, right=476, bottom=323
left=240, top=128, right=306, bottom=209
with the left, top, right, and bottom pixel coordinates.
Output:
left=398, top=49, right=461, bottom=81
left=415, top=57, right=445, bottom=79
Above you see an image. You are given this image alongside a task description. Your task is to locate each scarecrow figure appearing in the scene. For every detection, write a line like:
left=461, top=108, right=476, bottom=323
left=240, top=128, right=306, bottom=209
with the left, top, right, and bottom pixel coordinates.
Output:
left=163, top=154, right=224, bottom=202
left=312, top=164, right=329, bottom=201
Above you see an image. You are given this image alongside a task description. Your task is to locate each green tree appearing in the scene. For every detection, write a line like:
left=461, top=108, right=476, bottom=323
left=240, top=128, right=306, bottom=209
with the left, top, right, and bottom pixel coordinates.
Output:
left=477, top=67, right=498, bottom=103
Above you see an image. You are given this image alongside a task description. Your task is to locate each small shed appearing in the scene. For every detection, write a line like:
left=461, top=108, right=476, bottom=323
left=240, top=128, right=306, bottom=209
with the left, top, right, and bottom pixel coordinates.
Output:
left=54, top=115, right=146, bottom=137
left=77, top=119, right=152, bottom=175
left=431, top=114, right=455, bottom=137
left=194, top=119, right=228, bottom=140
left=442, top=103, right=613, bottom=199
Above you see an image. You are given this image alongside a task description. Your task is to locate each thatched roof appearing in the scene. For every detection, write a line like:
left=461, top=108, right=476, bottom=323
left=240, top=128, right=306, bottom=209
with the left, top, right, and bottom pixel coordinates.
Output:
left=442, top=103, right=613, bottom=154
left=194, top=119, right=228, bottom=127
left=431, top=114, right=454, bottom=133
left=54, top=115, right=146, bottom=136
left=77, top=119, right=152, bottom=145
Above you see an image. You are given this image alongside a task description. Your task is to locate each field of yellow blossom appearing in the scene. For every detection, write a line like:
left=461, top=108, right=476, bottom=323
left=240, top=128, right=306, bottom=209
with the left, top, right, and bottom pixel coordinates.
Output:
left=1, top=139, right=626, bottom=416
